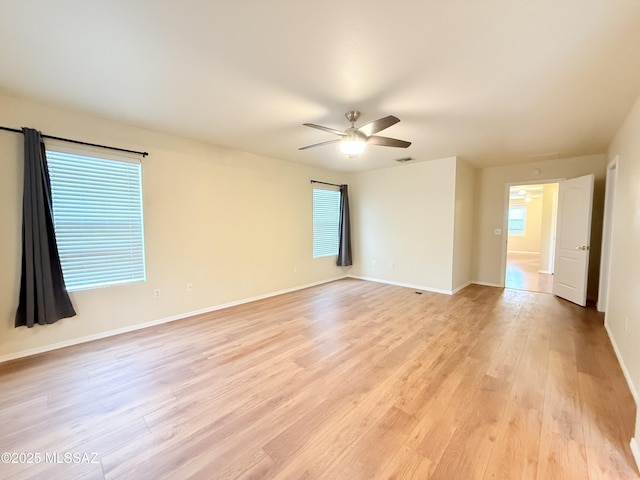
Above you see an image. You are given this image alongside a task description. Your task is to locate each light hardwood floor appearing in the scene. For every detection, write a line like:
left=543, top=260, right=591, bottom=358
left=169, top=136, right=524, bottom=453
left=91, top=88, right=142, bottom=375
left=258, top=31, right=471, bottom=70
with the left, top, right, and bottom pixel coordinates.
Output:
left=0, top=279, right=637, bottom=479
left=506, top=252, right=553, bottom=294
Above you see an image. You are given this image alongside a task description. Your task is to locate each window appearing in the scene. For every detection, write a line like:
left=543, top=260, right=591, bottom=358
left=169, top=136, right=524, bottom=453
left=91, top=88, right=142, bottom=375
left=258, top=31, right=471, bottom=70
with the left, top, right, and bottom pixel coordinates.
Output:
left=312, top=188, right=341, bottom=258
left=47, top=148, right=146, bottom=291
left=508, top=205, right=527, bottom=236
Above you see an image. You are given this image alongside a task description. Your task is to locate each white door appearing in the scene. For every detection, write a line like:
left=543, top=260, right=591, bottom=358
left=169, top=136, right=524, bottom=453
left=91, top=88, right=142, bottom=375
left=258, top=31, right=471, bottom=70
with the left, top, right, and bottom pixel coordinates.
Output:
left=548, top=189, right=559, bottom=274
left=553, top=174, right=594, bottom=306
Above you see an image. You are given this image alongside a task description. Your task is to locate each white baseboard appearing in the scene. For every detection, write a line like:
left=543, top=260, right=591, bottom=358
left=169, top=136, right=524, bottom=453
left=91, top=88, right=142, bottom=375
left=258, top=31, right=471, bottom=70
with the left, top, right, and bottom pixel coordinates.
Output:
left=631, top=438, right=640, bottom=474
left=347, top=275, right=453, bottom=295
left=451, top=281, right=472, bottom=294
left=507, top=251, right=540, bottom=255
left=472, top=280, right=503, bottom=288
left=604, top=320, right=639, bottom=403
left=0, top=275, right=347, bottom=364
left=538, top=270, right=553, bottom=274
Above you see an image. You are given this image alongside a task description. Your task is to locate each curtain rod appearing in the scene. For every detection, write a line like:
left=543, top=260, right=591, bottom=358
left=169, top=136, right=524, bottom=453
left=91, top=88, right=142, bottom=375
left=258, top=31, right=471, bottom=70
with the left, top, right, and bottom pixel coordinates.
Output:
left=0, top=126, right=148, bottom=157
left=311, top=180, right=343, bottom=187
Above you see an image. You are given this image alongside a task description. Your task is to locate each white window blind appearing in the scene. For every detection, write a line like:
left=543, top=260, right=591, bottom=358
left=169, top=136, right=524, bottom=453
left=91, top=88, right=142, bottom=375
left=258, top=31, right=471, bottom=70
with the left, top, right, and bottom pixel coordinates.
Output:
left=47, top=150, right=146, bottom=291
left=313, top=188, right=341, bottom=258
left=508, top=205, right=527, bottom=236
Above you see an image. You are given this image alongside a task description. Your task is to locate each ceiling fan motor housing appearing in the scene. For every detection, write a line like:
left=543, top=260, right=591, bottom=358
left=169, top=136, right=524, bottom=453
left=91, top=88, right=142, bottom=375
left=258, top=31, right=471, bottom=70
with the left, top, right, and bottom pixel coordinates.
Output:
left=345, top=110, right=361, bottom=124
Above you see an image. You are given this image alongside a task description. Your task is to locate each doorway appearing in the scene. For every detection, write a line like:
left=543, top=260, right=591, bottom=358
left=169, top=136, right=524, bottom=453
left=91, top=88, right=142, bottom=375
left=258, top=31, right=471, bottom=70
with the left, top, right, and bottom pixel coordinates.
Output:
left=505, top=183, right=559, bottom=293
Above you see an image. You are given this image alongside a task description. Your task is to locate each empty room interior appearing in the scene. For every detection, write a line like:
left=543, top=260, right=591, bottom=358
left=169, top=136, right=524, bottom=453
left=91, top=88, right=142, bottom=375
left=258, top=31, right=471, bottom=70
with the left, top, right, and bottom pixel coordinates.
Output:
left=1, top=2, right=640, bottom=479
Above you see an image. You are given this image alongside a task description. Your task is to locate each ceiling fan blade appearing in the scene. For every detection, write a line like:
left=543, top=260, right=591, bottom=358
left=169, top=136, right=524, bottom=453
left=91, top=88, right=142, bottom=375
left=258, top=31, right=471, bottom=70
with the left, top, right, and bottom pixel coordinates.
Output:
left=357, top=115, right=400, bottom=136
left=299, top=138, right=341, bottom=150
left=303, top=123, right=347, bottom=136
left=367, top=135, right=411, bottom=148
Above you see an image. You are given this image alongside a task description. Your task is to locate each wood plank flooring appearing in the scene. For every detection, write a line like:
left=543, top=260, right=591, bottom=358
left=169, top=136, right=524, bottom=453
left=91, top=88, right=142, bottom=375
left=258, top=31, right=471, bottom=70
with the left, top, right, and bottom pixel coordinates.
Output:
left=506, top=252, right=553, bottom=294
left=0, top=279, right=637, bottom=479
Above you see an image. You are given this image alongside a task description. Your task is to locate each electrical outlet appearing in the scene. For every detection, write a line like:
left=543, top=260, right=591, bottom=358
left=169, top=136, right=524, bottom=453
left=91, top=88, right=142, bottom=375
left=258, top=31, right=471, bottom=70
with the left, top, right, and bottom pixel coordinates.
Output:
left=371, top=260, right=377, bottom=267
left=154, top=288, right=161, bottom=298
left=389, top=261, right=395, bottom=269
left=294, top=265, right=298, bottom=273
left=187, top=283, right=193, bottom=292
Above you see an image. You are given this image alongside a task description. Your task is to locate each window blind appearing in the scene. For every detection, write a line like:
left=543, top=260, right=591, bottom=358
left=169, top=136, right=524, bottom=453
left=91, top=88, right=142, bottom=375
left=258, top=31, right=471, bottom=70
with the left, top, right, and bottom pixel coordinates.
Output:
left=47, top=150, right=146, bottom=291
left=508, top=205, right=527, bottom=236
left=312, top=188, right=341, bottom=258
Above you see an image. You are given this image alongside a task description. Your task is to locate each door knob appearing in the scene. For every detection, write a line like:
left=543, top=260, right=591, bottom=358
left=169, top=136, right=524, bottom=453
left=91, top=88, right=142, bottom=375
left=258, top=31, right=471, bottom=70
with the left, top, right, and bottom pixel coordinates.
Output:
left=575, top=245, right=589, bottom=251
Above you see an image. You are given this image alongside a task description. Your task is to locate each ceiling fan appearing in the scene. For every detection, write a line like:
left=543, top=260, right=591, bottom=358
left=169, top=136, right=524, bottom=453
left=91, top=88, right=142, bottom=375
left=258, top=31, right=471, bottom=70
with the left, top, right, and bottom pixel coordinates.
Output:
left=299, top=111, right=411, bottom=157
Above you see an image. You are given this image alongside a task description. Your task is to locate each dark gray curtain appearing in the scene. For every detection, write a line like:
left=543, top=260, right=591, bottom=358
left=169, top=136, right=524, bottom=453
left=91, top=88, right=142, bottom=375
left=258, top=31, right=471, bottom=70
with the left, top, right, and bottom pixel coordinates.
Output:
left=337, top=184, right=352, bottom=267
left=15, top=128, right=76, bottom=328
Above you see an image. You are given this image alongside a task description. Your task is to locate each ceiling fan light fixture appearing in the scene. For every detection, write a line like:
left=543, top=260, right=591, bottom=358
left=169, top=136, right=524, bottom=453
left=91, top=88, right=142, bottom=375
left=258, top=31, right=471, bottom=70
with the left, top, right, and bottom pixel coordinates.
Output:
left=340, top=138, right=366, bottom=156
left=339, top=130, right=366, bottom=156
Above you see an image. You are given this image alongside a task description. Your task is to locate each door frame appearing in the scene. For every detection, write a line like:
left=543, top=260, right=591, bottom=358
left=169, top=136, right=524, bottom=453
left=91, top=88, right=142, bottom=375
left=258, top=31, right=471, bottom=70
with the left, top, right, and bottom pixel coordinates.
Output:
left=597, top=156, right=618, bottom=312
left=546, top=189, right=559, bottom=274
left=500, top=178, right=565, bottom=288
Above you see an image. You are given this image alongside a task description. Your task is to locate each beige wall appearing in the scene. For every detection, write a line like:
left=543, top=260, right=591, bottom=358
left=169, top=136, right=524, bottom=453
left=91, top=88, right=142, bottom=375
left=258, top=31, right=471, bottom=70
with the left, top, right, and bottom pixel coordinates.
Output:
left=350, top=157, right=457, bottom=292
left=472, top=154, right=607, bottom=301
left=0, top=93, right=348, bottom=360
left=507, top=197, right=543, bottom=253
left=539, top=183, right=559, bottom=273
left=606, top=94, right=640, bottom=446
left=452, top=159, right=475, bottom=291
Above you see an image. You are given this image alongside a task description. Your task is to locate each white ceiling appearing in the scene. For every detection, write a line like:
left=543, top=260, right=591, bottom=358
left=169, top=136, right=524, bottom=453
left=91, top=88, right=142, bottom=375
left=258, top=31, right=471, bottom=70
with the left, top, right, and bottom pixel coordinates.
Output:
left=509, top=184, right=547, bottom=199
left=1, top=1, right=639, bottom=172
